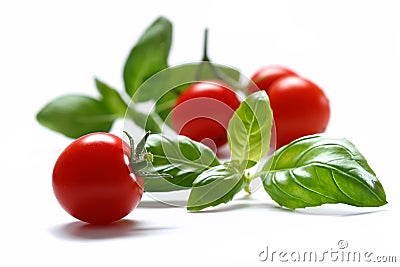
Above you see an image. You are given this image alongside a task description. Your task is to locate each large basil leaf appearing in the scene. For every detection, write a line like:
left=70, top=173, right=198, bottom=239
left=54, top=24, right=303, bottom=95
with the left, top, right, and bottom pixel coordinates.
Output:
left=260, top=134, right=387, bottom=209
left=227, top=91, right=273, bottom=169
left=187, top=164, right=244, bottom=211
left=123, top=16, right=172, bottom=97
left=143, top=134, right=220, bottom=192
left=36, top=95, right=115, bottom=138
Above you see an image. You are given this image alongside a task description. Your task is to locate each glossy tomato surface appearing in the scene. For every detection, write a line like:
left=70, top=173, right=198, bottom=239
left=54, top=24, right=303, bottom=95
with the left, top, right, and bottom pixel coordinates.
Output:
left=52, top=132, right=144, bottom=224
left=248, top=65, right=297, bottom=94
left=171, top=80, right=241, bottom=148
left=268, top=76, right=330, bottom=148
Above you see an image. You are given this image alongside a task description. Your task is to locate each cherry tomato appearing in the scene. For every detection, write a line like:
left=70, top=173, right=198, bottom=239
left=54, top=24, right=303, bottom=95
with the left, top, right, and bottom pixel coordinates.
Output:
left=171, top=80, right=241, bottom=148
left=52, top=132, right=143, bottom=224
left=268, top=76, right=330, bottom=148
left=248, top=65, right=297, bottom=94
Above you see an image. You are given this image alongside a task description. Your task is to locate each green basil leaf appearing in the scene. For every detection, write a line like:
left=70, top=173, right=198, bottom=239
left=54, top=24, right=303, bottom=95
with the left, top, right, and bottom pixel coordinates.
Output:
left=133, top=62, right=241, bottom=103
left=123, top=16, right=172, bottom=97
left=36, top=95, right=115, bottom=138
left=227, top=91, right=273, bottom=170
left=154, top=87, right=182, bottom=125
left=95, top=78, right=127, bottom=117
left=260, top=134, right=387, bottom=209
left=143, top=134, right=220, bottom=192
left=216, top=65, right=241, bottom=82
left=187, top=164, right=244, bottom=211
left=194, top=61, right=241, bottom=84
left=125, top=107, right=163, bottom=134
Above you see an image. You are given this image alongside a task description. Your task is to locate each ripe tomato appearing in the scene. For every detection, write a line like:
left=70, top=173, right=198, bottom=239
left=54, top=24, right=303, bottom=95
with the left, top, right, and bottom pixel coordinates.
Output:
left=248, top=65, right=297, bottom=94
left=267, top=76, right=330, bottom=148
left=52, top=132, right=144, bottom=224
left=171, top=80, right=241, bottom=149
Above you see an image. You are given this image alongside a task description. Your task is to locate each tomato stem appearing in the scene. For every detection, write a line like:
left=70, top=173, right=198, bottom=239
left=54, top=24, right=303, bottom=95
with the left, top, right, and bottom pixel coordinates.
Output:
left=123, top=131, right=173, bottom=180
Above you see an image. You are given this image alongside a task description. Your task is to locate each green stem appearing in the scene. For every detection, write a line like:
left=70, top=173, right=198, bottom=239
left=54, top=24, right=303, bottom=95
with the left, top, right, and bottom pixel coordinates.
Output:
left=202, top=28, right=210, bottom=62
left=195, top=28, right=221, bottom=81
left=195, top=28, right=246, bottom=93
left=243, top=172, right=253, bottom=194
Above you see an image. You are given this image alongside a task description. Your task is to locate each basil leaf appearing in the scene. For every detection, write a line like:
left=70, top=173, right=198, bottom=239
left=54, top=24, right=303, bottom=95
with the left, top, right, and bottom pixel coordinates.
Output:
left=123, top=16, right=172, bottom=97
left=133, top=62, right=241, bottom=103
left=260, top=134, right=387, bottom=209
left=125, top=107, right=163, bottom=134
left=143, top=134, right=220, bottom=192
left=154, top=86, right=184, bottom=125
left=194, top=61, right=241, bottom=84
left=95, top=78, right=127, bottom=117
left=227, top=91, right=273, bottom=169
left=187, top=164, right=244, bottom=211
left=36, top=95, right=115, bottom=138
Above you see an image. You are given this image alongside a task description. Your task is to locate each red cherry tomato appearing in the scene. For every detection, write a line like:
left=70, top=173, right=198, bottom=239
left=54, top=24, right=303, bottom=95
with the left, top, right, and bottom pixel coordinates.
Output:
left=52, top=132, right=144, bottom=224
left=248, top=65, right=297, bottom=94
left=268, top=76, right=330, bottom=148
left=171, top=80, right=241, bottom=148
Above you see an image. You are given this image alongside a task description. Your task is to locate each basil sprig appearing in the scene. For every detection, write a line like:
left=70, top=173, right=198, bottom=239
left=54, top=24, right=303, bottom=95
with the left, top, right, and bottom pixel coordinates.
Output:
left=143, top=91, right=387, bottom=212
left=185, top=91, right=273, bottom=211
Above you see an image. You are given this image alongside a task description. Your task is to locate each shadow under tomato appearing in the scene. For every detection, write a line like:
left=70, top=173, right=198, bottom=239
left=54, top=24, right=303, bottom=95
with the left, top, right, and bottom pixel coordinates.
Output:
left=49, top=219, right=175, bottom=240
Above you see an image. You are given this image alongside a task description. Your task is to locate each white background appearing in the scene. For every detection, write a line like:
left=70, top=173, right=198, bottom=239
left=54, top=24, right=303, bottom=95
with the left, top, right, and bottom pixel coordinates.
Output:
left=1, top=0, right=399, bottom=266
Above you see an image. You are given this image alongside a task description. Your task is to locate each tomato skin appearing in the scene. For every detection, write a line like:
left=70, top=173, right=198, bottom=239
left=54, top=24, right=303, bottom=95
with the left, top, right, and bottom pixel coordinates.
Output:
left=171, top=80, right=241, bottom=148
left=268, top=76, right=330, bottom=148
left=248, top=65, right=297, bottom=94
left=52, top=132, right=143, bottom=224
